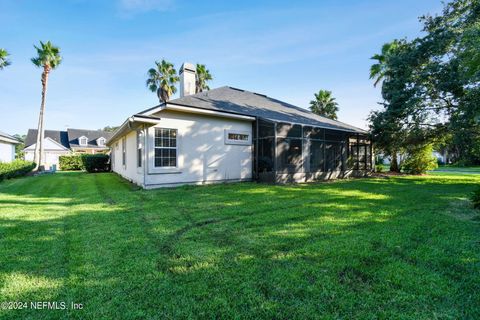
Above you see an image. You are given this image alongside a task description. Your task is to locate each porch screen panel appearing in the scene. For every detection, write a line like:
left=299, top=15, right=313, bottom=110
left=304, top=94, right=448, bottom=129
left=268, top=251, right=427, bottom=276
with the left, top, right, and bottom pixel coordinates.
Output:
left=277, top=138, right=302, bottom=173
left=258, top=138, right=275, bottom=173
left=366, top=143, right=372, bottom=170
left=256, top=119, right=276, bottom=173
left=309, top=140, right=324, bottom=171
left=325, top=142, right=343, bottom=171
left=325, top=129, right=345, bottom=142
left=258, top=119, right=275, bottom=138
left=276, top=123, right=302, bottom=138
left=348, top=139, right=358, bottom=170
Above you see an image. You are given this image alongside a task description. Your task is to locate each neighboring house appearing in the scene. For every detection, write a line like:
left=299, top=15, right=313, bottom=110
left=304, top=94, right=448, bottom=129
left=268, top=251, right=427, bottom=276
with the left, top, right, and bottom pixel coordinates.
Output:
left=24, top=128, right=112, bottom=169
left=108, top=62, right=372, bottom=189
left=0, top=131, right=21, bottom=163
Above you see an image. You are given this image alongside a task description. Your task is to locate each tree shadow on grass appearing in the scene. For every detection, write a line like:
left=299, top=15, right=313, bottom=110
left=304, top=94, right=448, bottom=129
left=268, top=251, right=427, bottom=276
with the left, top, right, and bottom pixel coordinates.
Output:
left=0, top=173, right=479, bottom=318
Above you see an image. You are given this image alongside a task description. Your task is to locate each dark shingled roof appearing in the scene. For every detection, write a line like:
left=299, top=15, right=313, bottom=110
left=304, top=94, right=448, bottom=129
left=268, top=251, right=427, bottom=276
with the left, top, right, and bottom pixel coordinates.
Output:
left=67, top=128, right=113, bottom=149
left=25, top=129, right=70, bottom=148
left=140, top=86, right=366, bottom=133
left=25, top=128, right=113, bottom=149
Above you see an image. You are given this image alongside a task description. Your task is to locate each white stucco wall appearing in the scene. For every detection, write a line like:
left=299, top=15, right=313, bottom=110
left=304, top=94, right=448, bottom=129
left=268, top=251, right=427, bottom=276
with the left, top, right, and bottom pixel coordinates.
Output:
left=111, top=110, right=253, bottom=188
left=110, top=130, right=144, bottom=186
left=0, top=141, right=15, bottom=163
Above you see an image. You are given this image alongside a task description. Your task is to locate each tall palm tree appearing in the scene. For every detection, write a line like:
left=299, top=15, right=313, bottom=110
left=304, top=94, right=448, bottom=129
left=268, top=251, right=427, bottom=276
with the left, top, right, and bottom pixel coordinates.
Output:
left=369, top=40, right=402, bottom=87
left=309, top=90, right=339, bottom=120
left=31, top=41, right=62, bottom=170
left=0, top=48, right=11, bottom=70
left=146, top=59, right=179, bottom=103
left=195, top=64, right=212, bottom=93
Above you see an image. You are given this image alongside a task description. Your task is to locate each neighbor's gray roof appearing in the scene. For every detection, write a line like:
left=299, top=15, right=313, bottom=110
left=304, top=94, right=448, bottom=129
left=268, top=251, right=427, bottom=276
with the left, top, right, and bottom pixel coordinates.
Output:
left=140, top=86, right=366, bottom=133
left=67, top=128, right=113, bottom=149
left=0, top=131, right=21, bottom=144
left=25, top=129, right=70, bottom=148
left=25, top=128, right=113, bottom=149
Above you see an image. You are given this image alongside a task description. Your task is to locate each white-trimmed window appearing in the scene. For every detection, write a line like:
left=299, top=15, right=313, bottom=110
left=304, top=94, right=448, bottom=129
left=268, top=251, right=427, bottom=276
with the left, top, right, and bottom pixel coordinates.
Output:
left=137, top=130, right=144, bottom=168
left=225, top=130, right=251, bottom=145
left=79, top=136, right=88, bottom=146
left=154, top=128, right=177, bottom=167
left=122, top=138, right=126, bottom=166
left=97, top=137, right=106, bottom=147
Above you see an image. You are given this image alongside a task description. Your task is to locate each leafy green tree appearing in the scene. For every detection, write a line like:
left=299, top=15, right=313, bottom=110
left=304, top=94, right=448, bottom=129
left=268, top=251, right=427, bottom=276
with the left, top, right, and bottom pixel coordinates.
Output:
left=309, top=90, right=339, bottom=120
left=146, top=60, right=179, bottom=103
left=402, top=143, right=438, bottom=174
left=31, top=41, right=62, bottom=170
left=368, top=110, right=405, bottom=172
left=195, top=64, right=213, bottom=93
left=101, top=126, right=119, bottom=133
left=13, top=134, right=26, bottom=159
left=369, top=40, right=404, bottom=87
left=369, top=0, right=480, bottom=168
left=0, top=48, right=11, bottom=70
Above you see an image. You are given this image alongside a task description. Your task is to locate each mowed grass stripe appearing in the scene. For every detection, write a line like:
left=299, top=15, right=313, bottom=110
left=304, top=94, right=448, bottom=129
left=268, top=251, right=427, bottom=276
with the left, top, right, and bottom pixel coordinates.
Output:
left=0, top=172, right=478, bottom=319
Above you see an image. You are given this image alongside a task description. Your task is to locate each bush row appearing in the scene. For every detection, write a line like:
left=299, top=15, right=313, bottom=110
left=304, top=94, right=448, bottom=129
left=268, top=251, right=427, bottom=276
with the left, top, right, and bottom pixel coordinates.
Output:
left=59, top=154, right=110, bottom=173
left=59, top=155, right=84, bottom=170
left=0, top=160, right=36, bottom=181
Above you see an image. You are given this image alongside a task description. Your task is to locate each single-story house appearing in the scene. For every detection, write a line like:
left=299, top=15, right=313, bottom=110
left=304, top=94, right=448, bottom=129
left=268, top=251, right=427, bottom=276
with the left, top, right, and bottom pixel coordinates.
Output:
left=108, top=62, right=372, bottom=189
left=24, top=128, right=112, bottom=169
left=0, top=131, right=21, bottom=163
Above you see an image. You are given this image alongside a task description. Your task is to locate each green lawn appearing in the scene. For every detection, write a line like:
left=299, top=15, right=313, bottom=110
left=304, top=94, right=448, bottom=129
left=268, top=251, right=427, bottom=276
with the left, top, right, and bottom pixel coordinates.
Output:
left=0, top=172, right=479, bottom=319
left=434, top=165, right=480, bottom=173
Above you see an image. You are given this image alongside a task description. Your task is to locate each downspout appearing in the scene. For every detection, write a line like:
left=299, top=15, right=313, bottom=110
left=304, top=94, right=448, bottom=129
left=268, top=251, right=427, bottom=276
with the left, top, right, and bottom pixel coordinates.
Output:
left=255, top=118, right=259, bottom=181
left=143, top=125, right=147, bottom=188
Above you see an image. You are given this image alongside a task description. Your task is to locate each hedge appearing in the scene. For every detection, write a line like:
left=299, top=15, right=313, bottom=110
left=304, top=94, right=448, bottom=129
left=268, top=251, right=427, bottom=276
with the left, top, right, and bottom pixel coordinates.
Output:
left=59, top=155, right=84, bottom=170
left=0, top=160, right=35, bottom=181
left=59, top=154, right=110, bottom=173
left=83, top=154, right=110, bottom=173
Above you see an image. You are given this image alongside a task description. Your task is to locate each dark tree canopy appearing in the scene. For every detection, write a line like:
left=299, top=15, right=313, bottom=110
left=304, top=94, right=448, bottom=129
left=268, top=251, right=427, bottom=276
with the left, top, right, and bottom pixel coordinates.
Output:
left=369, top=0, right=480, bottom=169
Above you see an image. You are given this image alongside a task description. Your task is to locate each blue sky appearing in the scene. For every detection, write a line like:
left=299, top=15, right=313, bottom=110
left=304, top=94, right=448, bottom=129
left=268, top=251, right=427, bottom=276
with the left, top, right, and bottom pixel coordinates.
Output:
left=0, top=0, right=443, bottom=135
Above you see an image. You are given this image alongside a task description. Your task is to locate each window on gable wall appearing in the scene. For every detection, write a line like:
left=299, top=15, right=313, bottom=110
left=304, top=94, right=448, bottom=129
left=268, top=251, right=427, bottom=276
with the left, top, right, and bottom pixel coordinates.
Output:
left=137, top=130, right=144, bottom=168
left=154, top=128, right=177, bottom=167
left=225, top=130, right=251, bottom=145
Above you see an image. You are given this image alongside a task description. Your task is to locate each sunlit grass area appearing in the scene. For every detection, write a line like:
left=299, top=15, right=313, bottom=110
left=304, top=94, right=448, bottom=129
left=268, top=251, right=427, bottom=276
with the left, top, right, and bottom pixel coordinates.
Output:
left=434, top=165, right=480, bottom=173
left=0, top=172, right=479, bottom=319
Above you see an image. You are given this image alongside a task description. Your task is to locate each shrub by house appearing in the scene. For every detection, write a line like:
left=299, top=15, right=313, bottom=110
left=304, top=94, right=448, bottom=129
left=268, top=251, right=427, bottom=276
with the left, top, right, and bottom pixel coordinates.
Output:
left=0, top=160, right=35, bottom=181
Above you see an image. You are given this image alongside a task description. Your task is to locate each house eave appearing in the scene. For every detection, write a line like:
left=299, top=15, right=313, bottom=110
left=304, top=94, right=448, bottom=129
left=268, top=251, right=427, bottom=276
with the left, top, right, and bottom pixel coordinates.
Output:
left=0, top=137, right=21, bottom=144
left=106, top=115, right=161, bottom=146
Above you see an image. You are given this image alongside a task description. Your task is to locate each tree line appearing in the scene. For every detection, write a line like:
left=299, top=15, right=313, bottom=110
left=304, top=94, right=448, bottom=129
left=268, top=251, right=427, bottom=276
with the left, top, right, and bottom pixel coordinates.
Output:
left=369, top=0, right=480, bottom=172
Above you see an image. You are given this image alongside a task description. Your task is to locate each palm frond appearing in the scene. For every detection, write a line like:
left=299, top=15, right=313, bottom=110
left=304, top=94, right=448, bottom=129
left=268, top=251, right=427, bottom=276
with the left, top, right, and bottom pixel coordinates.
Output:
left=31, top=41, right=62, bottom=69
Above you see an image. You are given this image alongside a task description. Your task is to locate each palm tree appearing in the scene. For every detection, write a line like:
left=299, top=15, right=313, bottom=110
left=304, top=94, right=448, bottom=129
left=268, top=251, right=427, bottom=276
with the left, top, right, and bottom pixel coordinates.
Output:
left=146, top=60, right=179, bottom=103
left=0, top=48, right=11, bottom=70
left=31, top=41, right=62, bottom=170
left=369, top=40, right=402, bottom=87
left=309, top=90, right=339, bottom=120
left=195, top=64, right=212, bottom=93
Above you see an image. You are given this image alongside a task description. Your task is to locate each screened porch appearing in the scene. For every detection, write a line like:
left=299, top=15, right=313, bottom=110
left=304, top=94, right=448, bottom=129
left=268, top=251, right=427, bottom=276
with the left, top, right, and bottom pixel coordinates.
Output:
left=253, top=118, right=372, bottom=183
